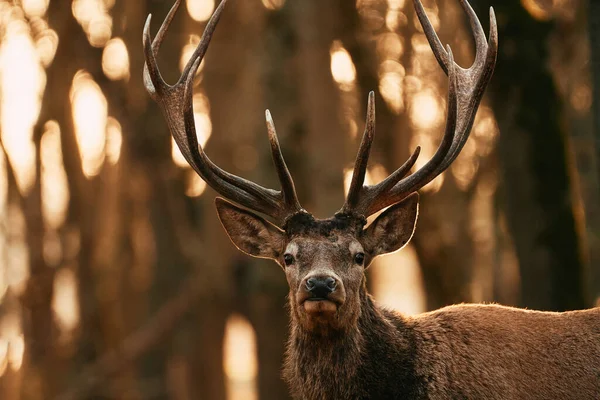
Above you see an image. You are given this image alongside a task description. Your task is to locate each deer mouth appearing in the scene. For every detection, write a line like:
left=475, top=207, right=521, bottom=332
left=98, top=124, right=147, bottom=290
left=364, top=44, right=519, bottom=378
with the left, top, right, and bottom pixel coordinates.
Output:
left=302, top=298, right=339, bottom=314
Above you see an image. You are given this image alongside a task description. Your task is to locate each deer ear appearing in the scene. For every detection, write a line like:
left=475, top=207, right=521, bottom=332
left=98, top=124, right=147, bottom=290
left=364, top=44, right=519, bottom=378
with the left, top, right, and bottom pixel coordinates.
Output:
left=362, top=193, right=419, bottom=259
left=215, top=198, right=285, bottom=260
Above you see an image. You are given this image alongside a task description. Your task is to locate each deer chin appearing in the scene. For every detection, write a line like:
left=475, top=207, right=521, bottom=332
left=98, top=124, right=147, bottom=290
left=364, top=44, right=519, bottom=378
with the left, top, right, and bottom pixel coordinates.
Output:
left=303, top=299, right=338, bottom=315
left=297, top=299, right=344, bottom=334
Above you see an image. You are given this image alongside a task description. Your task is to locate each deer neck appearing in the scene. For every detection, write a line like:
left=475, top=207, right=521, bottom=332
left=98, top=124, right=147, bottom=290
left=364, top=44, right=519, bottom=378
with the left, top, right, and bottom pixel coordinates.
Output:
left=284, top=288, right=415, bottom=399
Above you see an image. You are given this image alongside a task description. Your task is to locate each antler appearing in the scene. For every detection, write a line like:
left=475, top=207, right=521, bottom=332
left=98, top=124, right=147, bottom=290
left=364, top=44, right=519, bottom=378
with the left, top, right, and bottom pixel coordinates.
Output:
left=143, top=0, right=304, bottom=225
left=342, top=0, right=498, bottom=218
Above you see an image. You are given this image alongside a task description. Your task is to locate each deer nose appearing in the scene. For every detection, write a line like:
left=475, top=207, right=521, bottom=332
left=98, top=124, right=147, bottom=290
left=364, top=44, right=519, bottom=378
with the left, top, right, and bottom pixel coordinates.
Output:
left=305, top=276, right=337, bottom=298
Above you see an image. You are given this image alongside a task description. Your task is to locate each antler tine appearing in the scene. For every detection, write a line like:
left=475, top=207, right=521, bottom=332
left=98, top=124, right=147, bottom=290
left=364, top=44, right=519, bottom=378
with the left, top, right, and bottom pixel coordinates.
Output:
left=345, top=91, right=376, bottom=210
left=266, top=110, right=303, bottom=211
left=144, top=0, right=303, bottom=224
left=457, top=0, right=488, bottom=64
left=180, top=59, right=284, bottom=213
left=143, top=15, right=165, bottom=98
left=340, top=0, right=498, bottom=216
left=413, top=0, right=449, bottom=74
left=343, top=92, right=421, bottom=214
left=342, top=0, right=496, bottom=218
left=180, top=0, right=230, bottom=83
left=429, top=5, right=498, bottom=175
left=341, top=48, right=457, bottom=217
left=380, top=47, right=459, bottom=204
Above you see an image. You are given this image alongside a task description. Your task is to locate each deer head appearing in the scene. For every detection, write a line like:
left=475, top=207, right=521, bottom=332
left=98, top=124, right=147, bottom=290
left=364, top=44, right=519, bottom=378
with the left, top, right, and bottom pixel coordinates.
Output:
left=143, top=0, right=497, bottom=335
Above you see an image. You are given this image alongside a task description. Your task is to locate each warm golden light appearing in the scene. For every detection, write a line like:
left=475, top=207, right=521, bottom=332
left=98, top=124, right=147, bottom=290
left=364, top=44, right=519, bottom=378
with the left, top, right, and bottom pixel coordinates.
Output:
left=521, top=0, right=552, bottom=21
left=371, top=244, right=425, bottom=315
left=379, top=72, right=404, bottom=114
left=410, top=91, right=441, bottom=129
left=0, top=19, right=44, bottom=195
left=6, top=204, right=30, bottom=296
left=570, top=83, right=592, bottom=113
left=102, top=37, right=130, bottom=81
left=0, top=339, right=7, bottom=377
left=87, top=15, right=112, bottom=47
left=0, top=145, right=6, bottom=214
left=0, top=145, right=6, bottom=302
left=472, top=106, right=499, bottom=156
left=185, top=171, right=207, bottom=197
left=106, top=117, right=122, bottom=165
left=224, top=314, right=258, bottom=400
left=261, top=0, right=286, bottom=11
left=387, top=0, right=406, bottom=9
left=41, top=121, right=69, bottom=231
left=35, top=28, right=59, bottom=67
left=410, top=133, right=443, bottom=192
left=72, top=0, right=113, bottom=47
left=451, top=139, right=477, bottom=190
left=343, top=164, right=386, bottom=195
left=8, top=334, right=24, bottom=371
left=72, top=0, right=98, bottom=24
left=180, top=35, right=201, bottom=73
left=377, top=33, right=404, bottom=61
left=330, top=41, right=356, bottom=91
left=52, top=269, right=80, bottom=335
left=412, top=5, right=440, bottom=32
left=43, top=231, right=62, bottom=267
left=172, top=93, right=212, bottom=167
left=22, top=0, right=50, bottom=18
left=0, top=313, right=24, bottom=371
left=187, top=0, right=215, bottom=22
left=172, top=137, right=189, bottom=168
left=71, top=71, right=107, bottom=177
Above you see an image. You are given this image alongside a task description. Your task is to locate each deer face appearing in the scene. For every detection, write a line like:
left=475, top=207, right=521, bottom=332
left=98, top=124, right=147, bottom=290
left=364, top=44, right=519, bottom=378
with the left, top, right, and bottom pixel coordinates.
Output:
left=216, top=194, right=419, bottom=334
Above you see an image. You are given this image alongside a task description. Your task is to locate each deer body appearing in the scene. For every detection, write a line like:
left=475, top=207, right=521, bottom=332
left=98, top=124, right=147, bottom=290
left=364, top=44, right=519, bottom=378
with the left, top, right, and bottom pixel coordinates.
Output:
left=285, top=292, right=600, bottom=400
left=143, top=0, right=600, bottom=398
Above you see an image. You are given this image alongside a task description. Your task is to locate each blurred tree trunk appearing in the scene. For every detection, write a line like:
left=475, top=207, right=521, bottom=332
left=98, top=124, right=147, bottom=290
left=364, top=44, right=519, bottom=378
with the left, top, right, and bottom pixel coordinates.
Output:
left=478, top=0, right=585, bottom=311
left=189, top=0, right=258, bottom=398
left=27, top=4, right=94, bottom=398
left=289, top=0, right=347, bottom=215
left=121, top=1, right=199, bottom=397
left=402, top=1, right=470, bottom=310
left=587, top=0, right=600, bottom=304
left=337, top=0, right=397, bottom=169
left=1, top=152, right=27, bottom=399
left=38, top=2, right=147, bottom=397
left=545, top=0, right=599, bottom=309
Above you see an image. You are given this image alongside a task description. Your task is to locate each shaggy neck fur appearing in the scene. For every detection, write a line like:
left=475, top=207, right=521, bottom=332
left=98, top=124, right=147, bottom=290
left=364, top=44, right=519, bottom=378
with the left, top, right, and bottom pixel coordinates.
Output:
left=283, top=285, right=423, bottom=400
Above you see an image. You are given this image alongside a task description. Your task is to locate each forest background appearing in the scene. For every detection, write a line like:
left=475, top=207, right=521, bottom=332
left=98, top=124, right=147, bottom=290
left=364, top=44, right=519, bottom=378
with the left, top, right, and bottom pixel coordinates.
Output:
left=0, top=0, right=599, bottom=399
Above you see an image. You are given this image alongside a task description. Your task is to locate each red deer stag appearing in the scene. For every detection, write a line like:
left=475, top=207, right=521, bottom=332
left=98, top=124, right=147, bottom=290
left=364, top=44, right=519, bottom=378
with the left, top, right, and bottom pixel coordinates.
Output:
left=143, top=0, right=600, bottom=398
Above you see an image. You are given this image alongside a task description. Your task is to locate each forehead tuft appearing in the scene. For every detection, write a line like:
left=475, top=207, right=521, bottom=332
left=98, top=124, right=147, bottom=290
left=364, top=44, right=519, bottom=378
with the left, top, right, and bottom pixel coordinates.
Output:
left=284, top=212, right=366, bottom=238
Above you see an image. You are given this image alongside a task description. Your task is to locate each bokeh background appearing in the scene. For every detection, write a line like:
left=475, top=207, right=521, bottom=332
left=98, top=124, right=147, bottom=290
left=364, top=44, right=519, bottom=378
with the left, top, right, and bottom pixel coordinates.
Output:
left=0, top=0, right=598, bottom=398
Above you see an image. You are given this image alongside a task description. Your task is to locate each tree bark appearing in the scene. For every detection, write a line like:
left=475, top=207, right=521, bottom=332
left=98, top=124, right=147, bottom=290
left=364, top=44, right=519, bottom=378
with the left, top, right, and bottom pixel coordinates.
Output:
left=586, top=0, right=600, bottom=304
left=479, top=0, right=585, bottom=311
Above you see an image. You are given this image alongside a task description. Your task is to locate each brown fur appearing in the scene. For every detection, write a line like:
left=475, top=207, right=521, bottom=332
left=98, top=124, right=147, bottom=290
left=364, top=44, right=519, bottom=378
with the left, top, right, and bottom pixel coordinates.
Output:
left=215, top=196, right=600, bottom=399
left=285, top=287, right=600, bottom=399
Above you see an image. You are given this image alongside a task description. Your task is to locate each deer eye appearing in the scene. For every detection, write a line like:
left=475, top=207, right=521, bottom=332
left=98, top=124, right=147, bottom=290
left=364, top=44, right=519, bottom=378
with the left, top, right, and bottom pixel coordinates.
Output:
left=354, top=252, right=365, bottom=265
left=283, top=254, right=294, bottom=266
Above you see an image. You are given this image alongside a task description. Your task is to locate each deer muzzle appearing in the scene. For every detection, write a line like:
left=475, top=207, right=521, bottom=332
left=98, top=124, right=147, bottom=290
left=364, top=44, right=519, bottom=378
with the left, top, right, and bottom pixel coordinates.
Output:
left=298, top=274, right=345, bottom=315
